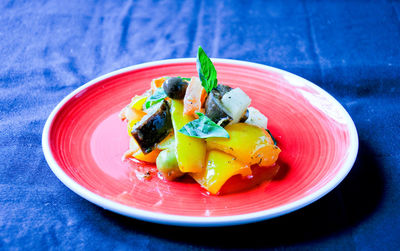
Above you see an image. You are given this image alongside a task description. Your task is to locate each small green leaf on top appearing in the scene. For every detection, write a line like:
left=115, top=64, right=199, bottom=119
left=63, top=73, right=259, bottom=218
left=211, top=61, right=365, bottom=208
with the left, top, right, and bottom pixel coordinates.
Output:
left=178, top=112, right=229, bottom=139
left=145, top=88, right=167, bottom=109
left=178, top=76, right=192, bottom=82
left=196, top=46, right=218, bottom=93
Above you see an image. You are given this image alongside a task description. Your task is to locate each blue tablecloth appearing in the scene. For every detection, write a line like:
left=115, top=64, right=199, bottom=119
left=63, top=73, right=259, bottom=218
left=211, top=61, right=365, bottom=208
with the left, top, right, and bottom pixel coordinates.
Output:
left=1, top=0, right=399, bottom=249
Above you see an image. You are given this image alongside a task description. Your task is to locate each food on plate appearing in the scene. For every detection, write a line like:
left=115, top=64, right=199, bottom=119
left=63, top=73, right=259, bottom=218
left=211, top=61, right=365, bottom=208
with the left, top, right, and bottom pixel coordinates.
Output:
left=120, top=46, right=281, bottom=194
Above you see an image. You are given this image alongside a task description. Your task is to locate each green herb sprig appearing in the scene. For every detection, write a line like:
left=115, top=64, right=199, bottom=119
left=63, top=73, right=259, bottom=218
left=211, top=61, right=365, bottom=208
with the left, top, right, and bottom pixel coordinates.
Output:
left=178, top=76, right=191, bottom=82
left=196, top=46, right=218, bottom=93
left=179, top=112, right=229, bottom=139
left=145, top=88, right=167, bottom=109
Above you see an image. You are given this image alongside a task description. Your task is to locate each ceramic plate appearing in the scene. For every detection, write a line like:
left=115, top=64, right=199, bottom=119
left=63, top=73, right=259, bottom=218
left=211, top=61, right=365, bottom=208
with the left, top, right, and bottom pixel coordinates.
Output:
left=42, top=59, right=358, bottom=226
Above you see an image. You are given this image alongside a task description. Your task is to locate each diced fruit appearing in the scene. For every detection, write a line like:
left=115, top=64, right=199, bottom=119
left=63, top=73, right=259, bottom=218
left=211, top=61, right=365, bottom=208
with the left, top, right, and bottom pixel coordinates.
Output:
left=171, top=99, right=206, bottom=173
left=221, top=88, right=251, bottom=124
left=245, top=107, right=268, bottom=129
left=191, top=150, right=252, bottom=194
left=206, top=123, right=280, bottom=167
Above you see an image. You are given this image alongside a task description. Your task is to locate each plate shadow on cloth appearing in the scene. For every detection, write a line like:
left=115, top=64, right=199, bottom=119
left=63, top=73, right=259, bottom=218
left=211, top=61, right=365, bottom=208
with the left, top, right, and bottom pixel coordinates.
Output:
left=98, top=139, right=383, bottom=248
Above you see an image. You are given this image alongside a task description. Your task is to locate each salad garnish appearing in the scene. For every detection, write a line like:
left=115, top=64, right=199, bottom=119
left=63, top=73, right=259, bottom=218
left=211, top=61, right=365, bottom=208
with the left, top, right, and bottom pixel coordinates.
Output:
left=196, top=46, right=218, bottom=93
left=145, top=87, right=167, bottom=109
left=178, top=112, right=230, bottom=139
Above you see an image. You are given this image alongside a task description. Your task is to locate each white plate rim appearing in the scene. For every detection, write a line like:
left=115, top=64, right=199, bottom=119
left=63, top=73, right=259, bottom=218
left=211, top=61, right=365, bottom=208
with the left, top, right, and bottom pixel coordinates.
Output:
left=42, top=58, right=359, bottom=227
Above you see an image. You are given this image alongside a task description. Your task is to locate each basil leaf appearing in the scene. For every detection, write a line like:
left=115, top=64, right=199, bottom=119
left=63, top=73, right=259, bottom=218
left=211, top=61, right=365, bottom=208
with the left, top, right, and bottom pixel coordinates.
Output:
left=178, top=76, right=191, bottom=82
left=162, top=76, right=190, bottom=82
left=196, top=46, right=218, bottom=93
left=145, top=88, right=167, bottom=109
left=178, top=112, right=229, bottom=138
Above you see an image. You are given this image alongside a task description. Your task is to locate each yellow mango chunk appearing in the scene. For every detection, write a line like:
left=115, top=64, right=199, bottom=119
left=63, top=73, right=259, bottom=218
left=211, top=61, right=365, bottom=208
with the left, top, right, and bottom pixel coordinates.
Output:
left=170, top=100, right=206, bottom=173
left=191, top=150, right=252, bottom=195
left=206, top=123, right=280, bottom=167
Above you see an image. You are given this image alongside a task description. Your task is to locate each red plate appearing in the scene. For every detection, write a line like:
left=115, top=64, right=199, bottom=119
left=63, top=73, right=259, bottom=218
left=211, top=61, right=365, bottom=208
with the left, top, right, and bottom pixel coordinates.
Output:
left=42, top=59, right=358, bottom=226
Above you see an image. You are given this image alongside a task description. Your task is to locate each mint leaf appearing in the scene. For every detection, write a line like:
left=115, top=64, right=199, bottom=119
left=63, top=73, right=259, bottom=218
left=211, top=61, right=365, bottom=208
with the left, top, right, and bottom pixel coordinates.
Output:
left=196, top=46, right=218, bottom=93
left=145, top=88, right=167, bottom=109
left=178, top=112, right=229, bottom=138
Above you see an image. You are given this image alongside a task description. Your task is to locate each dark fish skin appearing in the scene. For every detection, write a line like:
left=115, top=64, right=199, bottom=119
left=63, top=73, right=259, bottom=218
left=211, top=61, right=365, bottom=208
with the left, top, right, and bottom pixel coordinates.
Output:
left=205, top=89, right=233, bottom=127
left=215, top=84, right=232, bottom=96
left=205, top=84, right=249, bottom=126
left=131, top=100, right=172, bottom=154
left=205, top=85, right=249, bottom=127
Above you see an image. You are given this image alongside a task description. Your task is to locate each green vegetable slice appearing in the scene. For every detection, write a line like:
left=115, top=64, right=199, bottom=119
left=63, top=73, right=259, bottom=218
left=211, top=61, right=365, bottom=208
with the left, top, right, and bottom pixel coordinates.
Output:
left=178, top=112, right=229, bottom=139
left=196, top=46, right=218, bottom=93
left=145, top=88, right=167, bottom=109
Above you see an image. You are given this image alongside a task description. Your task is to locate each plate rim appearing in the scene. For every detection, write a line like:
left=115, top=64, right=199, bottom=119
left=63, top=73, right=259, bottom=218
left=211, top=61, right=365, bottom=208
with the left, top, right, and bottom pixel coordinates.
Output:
left=42, top=58, right=359, bottom=227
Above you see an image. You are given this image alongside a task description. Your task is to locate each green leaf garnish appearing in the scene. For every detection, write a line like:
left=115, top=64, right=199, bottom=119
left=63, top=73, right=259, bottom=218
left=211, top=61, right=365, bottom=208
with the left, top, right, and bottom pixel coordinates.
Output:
left=196, top=46, right=218, bottom=93
left=178, top=76, right=191, bottom=82
left=145, top=88, right=167, bottom=109
left=178, top=112, right=229, bottom=139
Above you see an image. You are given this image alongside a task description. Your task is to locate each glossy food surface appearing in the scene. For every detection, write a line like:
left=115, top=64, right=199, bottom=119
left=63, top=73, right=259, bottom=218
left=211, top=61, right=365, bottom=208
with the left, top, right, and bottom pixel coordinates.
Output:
left=43, top=59, right=357, bottom=225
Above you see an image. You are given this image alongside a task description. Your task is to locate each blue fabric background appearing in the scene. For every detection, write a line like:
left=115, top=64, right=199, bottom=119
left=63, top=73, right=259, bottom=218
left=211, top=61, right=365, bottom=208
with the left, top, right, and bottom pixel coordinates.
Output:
left=1, top=0, right=399, bottom=249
